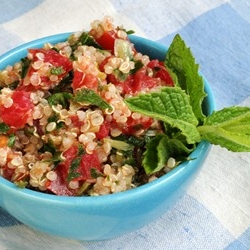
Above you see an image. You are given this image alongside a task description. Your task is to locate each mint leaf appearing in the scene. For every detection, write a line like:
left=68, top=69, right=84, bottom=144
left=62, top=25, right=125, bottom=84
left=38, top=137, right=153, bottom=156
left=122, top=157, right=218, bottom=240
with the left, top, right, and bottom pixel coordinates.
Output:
left=142, top=134, right=193, bottom=174
left=165, top=34, right=206, bottom=122
left=142, top=134, right=169, bottom=174
left=125, top=87, right=200, bottom=144
left=74, top=88, right=112, bottom=110
left=198, top=106, right=250, bottom=152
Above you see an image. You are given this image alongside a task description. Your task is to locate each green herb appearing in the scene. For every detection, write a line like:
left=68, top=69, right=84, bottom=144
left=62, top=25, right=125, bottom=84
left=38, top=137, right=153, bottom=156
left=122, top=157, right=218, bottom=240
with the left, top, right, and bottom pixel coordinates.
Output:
left=14, top=180, right=28, bottom=188
left=125, top=87, right=200, bottom=144
left=142, top=134, right=169, bottom=174
left=113, top=69, right=128, bottom=82
left=74, top=88, right=112, bottom=110
left=125, top=34, right=250, bottom=174
left=103, top=138, right=134, bottom=151
left=67, top=157, right=81, bottom=182
left=90, top=168, right=104, bottom=178
left=50, top=151, right=62, bottom=167
left=129, top=60, right=144, bottom=75
left=8, top=80, right=20, bottom=90
left=46, top=114, right=64, bottom=130
left=198, top=106, right=250, bottom=152
left=20, top=57, right=31, bottom=79
left=69, top=32, right=102, bottom=52
left=114, top=134, right=148, bottom=147
left=67, top=145, right=85, bottom=182
left=77, top=182, right=92, bottom=195
left=126, top=30, right=135, bottom=35
left=50, top=71, right=73, bottom=93
left=77, top=144, right=85, bottom=157
left=46, top=114, right=65, bottom=133
left=7, top=134, right=15, bottom=147
left=47, top=92, right=73, bottom=108
left=165, top=34, right=206, bottom=123
left=39, top=140, right=63, bottom=167
left=0, top=123, right=10, bottom=133
left=50, top=66, right=65, bottom=75
left=142, top=134, right=193, bottom=174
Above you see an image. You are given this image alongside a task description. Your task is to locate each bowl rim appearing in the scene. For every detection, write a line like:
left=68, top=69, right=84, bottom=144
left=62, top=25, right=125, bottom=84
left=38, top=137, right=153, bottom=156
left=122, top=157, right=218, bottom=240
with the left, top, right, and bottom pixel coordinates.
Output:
left=0, top=33, right=216, bottom=204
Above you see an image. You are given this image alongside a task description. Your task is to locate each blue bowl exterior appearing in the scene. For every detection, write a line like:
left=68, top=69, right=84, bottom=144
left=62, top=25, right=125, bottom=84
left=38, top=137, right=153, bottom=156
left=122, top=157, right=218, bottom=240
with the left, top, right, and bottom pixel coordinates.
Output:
left=0, top=34, right=215, bottom=240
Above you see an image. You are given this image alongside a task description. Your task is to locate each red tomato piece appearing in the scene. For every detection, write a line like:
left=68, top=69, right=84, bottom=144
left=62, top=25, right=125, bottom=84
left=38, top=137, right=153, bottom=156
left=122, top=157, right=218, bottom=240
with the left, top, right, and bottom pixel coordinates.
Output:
left=0, top=90, right=34, bottom=129
left=76, top=151, right=101, bottom=181
left=72, top=70, right=98, bottom=91
left=19, top=49, right=72, bottom=91
left=46, top=166, right=75, bottom=196
left=95, top=120, right=111, bottom=139
left=94, top=31, right=117, bottom=52
left=147, top=60, right=174, bottom=86
left=132, top=67, right=158, bottom=93
left=99, top=56, right=114, bottom=72
left=46, top=145, right=102, bottom=196
left=1, top=166, right=15, bottom=181
left=111, top=116, right=153, bottom=135
left=62, top=145, right=101, bottom=181
left=69, top=115, right=84, bottom=129
left=29, top=48, right=72, bottom=76
left=107, top=67, right=159, bottom=95
left=123, top=116, right=153, bottom=134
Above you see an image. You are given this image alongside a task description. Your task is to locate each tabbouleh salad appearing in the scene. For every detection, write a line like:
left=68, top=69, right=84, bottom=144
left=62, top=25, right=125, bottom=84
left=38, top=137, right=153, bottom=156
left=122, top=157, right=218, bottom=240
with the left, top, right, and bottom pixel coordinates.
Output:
left=0, top=16, right=250, bottom=196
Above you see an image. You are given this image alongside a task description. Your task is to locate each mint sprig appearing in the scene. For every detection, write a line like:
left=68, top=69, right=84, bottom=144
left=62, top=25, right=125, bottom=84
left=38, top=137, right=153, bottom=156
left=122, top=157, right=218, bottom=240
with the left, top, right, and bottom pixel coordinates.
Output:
left=125, top=34, right=250, bottom=174
left=165, top=34, right=206, bottom=123
left=198, top=106, right=250, bottom=152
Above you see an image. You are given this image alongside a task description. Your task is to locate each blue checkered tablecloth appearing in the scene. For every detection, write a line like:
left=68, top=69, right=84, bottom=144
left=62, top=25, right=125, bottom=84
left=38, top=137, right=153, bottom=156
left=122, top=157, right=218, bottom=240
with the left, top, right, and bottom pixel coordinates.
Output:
left=0, top=1, right=250, bottom=249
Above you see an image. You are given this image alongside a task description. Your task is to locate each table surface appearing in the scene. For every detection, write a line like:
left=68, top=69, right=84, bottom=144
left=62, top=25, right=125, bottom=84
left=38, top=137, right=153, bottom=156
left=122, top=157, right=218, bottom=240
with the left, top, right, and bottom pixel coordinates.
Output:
left=0, top=1, right=250, bottom=249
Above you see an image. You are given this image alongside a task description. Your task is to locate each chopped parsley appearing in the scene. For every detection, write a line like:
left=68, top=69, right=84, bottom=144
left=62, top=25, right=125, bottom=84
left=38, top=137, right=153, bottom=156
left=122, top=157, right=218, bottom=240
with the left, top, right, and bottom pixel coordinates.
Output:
left=50, top=66, right=65, bottom=75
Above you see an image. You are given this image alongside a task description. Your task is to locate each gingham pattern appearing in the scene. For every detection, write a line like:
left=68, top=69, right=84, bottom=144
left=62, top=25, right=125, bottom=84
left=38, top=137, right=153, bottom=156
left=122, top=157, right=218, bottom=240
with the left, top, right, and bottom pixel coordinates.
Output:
left=0, top=1, right=250, bottom=249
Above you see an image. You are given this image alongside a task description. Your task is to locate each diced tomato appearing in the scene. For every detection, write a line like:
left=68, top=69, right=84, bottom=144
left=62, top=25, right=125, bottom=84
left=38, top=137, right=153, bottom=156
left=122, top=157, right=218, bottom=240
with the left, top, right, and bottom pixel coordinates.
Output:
left=63, top=145, right=101, bottom=181
left=131, top=67, right=159, bottom=92
left=0, top=90, right=34, bottom=129
left=1, top=166, right=15, bottom=181
left=96, top=120, right=110, bottom=139
left=18, top=49, right=72, bottom=91
left=123, top=116, right=153, bottom=134
left=69, top=115, right=85, bottom=129
left=147, top=60, right=174, bottom=86
left=76, top=151, right=101, bottom=181
left=72, top=70, right=98, bottom=91
left=29, top=48, right=72, bottom=76
left=93, top=31, right=117, bottom=52
left=46, top=167, right=75, bottom=196
left=46, top=145, right=101, bottom=196
left=111, top=116, right=153, bottom=135
left=99, top=56, right=114, bottom=72
left=107, top=67, right=159, bottom=95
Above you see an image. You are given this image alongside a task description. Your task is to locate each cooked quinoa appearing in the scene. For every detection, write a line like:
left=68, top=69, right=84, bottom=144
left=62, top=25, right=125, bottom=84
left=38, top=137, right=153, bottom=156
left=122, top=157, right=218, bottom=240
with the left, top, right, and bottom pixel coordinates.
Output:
left=0, top=16, right=177, bottom=196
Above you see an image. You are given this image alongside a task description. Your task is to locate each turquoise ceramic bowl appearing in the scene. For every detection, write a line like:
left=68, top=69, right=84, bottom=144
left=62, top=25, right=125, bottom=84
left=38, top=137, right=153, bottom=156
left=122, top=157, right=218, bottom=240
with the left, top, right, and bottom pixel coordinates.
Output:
left=0, top=34, right=215, bottom=241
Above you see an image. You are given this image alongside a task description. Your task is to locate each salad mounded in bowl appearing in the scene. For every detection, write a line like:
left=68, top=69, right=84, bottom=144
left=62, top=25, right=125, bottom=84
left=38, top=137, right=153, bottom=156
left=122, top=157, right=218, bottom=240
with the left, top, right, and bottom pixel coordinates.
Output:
left=0, top=16, right=250, bottom=241
left=0, top=16, right=249, bottom=198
